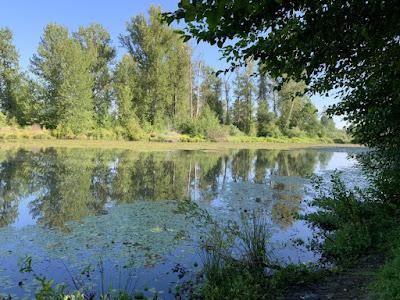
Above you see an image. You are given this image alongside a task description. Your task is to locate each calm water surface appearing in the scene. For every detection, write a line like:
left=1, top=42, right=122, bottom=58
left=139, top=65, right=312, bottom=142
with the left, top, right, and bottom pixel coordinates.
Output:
left=0, top=147, right=365, bottom=298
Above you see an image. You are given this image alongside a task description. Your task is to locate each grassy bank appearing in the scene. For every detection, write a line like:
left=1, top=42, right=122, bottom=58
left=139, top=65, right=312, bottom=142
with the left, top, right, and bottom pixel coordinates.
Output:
left=0, top=138, right=360, bottom=152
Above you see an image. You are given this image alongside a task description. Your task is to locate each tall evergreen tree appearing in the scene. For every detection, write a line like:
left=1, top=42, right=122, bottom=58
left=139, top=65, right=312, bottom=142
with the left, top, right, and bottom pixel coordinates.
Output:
left=232, top=64, right=255, bottom=134
left=223, top=79, right=230, bottom=124
left=200, top=66, right=224, bottom=122
left=256, top=70, right=272, bottom=136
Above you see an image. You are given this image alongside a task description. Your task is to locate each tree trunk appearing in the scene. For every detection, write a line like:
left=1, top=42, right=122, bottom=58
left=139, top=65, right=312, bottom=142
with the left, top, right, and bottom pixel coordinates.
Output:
left=224, top=80, right=230, bottom=124
left=286, top=96, right=295, bottom=129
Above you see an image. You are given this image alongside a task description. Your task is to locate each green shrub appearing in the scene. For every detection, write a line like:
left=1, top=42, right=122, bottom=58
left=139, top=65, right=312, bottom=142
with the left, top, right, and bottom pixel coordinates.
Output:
left=113, top=125, right=126, bottom=140
left=373, top=243, right=400, bottom=299
left=303, top=172, right=398, bottom=266
left=228, top=124, right=244, bottom=136
left=303, top=173, right=373, bottom=264
left=264, top=122, right=282, bottom=138
left=20, top=132, right=31, bottom=139
left=285, top=126, right=305, bottom=138
left=0, top=112, right=7, bottom=127
left=178, top=106, right=222, bottom=139
left=206, top=126, right=229, bottom=142
left=5, top=133, right=18, bottom=139
left=125, top=118, right=147, bottom=141
left=179, top=135, right=206, bottom=142
left=32, top=132, right=52, bottom=140
left=76, top=133, right=89, bottom=140
left=52, top=125, right=76, bottom=139
left=175, top=200, right=328, bottom=299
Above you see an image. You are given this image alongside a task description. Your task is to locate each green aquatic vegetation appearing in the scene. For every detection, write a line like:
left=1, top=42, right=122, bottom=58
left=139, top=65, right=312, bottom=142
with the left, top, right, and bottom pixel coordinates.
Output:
left=176, top=200, right=327, bottom=299
left=0, top=201, right=192, bottom=296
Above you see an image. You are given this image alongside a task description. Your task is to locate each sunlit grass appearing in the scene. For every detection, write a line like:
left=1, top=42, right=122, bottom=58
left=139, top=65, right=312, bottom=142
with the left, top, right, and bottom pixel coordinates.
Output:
left=0, top=138, right=360, bottom=152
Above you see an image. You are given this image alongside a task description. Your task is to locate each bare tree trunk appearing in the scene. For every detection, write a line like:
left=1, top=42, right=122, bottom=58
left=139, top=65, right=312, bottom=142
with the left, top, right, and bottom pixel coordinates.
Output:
left=224, top=80, right=230, bottom=124
left=286, top=96, right=295, bottom=129
left=195, top=60, right=203, bottom=118
left=189, top=63, right=193, bottom=118
left=273, top=91, right=278, bottom=116
left=173, top=93, right=177, bottom=118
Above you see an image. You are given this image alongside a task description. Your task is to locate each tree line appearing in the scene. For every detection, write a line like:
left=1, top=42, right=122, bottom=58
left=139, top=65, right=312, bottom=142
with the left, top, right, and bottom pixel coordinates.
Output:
left=0, top=6, right=341, bottom=141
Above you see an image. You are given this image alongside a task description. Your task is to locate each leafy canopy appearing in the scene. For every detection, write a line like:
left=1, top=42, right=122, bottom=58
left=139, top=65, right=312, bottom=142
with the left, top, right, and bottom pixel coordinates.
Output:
left=165, top=0, right=400, bottom=149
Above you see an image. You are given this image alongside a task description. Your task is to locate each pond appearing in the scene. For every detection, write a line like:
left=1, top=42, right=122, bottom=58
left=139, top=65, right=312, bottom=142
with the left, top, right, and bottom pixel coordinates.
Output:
left=0, top=147, right=365, bottom=299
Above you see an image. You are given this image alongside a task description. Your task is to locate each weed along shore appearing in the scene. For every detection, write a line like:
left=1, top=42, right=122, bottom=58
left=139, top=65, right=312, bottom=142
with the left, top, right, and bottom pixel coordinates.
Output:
left=0, top=139, right=361, bottom=152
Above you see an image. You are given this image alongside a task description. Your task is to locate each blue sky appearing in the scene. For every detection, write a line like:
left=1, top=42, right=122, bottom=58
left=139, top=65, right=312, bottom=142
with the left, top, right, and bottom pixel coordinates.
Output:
left=0, top=0, right=344, bottom=127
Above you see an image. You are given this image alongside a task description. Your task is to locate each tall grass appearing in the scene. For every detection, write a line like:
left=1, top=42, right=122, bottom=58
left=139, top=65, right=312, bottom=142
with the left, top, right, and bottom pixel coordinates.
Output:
left=0, top=126, right=53, bottom=140
left=175, top=200, right=324, bottom=299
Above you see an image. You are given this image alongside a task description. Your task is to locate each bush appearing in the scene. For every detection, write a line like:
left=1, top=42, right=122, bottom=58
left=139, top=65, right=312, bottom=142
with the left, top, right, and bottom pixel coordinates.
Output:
left=373, top=243, right=400, bottom=299
left=264, top=123, right=282, bottom=138
left=32, top=132, right=52, bottom=140
left=206, top=126, right=229, bottom=142
left=178, top=106, right=222, bottom=139
left=175, top=200, right=327, bottom=299
left=180, top=135, right=206, bottom=142
left=285, top=126, right=305, bottom=138
left=125, top=118, right=147, bottom=141
left=228, top=124, right=244, bottom=136
left=303, top=172, right=399, bottom=266
left=52, top=125, right=76, bottom=139
left=113, top=126, right=126, bottom=140
left=0, top=112, right=7, bottom=127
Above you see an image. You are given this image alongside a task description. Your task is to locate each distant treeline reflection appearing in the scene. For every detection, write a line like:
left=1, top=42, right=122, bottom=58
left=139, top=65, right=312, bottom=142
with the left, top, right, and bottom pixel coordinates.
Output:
left=0, top=148, right=333, bottom=229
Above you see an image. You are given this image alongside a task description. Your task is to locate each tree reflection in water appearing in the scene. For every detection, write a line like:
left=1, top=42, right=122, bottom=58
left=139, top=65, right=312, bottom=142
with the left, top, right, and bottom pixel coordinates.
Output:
left=0, top=148, right=333, bottom=230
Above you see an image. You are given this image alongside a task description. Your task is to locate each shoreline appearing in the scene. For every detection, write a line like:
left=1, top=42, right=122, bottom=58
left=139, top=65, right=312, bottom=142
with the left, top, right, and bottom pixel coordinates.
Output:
left=0, top=139, right=363, bottom=152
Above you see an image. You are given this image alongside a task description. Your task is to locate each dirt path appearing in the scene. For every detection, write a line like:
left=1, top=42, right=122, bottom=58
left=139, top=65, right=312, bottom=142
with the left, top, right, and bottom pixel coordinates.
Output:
left=285, top=255, right=384, bottom=300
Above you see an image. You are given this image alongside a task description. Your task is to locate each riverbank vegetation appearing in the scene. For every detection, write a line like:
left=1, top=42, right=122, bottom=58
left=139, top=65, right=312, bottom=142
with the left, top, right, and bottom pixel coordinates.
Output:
left=0, top=7, right=348, bottom=144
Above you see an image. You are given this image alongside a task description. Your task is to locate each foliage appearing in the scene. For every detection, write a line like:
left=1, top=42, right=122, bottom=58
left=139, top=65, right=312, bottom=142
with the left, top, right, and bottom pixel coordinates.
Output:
left=113, top=54, right=137, bottom=128
left=205, top=126, right=229, bottom=142
left=373, top=241, right=400, bottom=300
left=200, top=66, right=224, bottom=123
left=31, top=23, right=94, bottom=133
left=124, top=117, right=147, bottom=141
left=165, top=0, right=399, bottom=149
left=232, top=63, right=255, bottom=134
left=175, top=200, right=327, bottom=299
left=120, top=5, right=191, bottom=127
left=0, top=28, right=31, bottom=125
left=74, top=23, right=116, bottom=128
left=0, top=7, right=348, bottom=142
left=178, top=106, right=221, bottom=137
left=227, top=135, right=333, bottom=144
left=0, top=111, right=7, bottom=127
left=304, top=172, right=399, bottom=266
left=0, top=126, right=52, bottom=140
